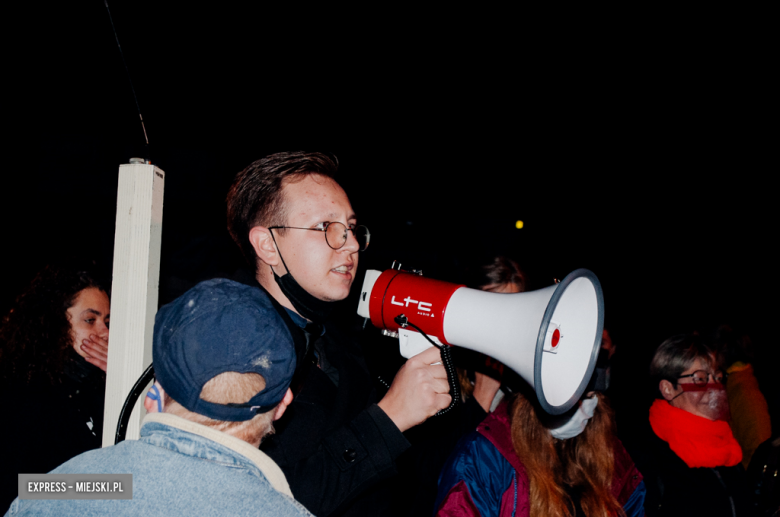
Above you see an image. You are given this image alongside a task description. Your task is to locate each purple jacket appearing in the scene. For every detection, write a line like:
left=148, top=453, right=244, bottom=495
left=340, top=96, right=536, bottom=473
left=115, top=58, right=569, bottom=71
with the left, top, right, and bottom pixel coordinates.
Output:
left=435, top=401, right=646, bottom=517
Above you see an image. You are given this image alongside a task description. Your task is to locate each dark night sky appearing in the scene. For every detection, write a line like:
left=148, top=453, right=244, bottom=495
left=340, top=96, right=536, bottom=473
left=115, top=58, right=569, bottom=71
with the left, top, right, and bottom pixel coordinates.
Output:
left=5, top=4, right=776, bottom=420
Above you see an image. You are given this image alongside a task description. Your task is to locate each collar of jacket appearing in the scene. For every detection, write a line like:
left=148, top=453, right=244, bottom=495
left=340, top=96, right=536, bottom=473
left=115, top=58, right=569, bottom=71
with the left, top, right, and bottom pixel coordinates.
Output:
left=141, top=412, right=292, bottom=496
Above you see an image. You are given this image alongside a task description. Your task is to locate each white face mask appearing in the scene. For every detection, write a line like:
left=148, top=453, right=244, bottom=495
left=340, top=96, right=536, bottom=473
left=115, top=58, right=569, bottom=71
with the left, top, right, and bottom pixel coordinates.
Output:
left=550, top=395, right=599, bottom=440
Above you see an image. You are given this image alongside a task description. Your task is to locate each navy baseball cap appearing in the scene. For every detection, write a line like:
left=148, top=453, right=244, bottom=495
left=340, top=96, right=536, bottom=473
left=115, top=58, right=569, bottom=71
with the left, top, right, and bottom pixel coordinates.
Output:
left=153, top=278, right=295, bottom=421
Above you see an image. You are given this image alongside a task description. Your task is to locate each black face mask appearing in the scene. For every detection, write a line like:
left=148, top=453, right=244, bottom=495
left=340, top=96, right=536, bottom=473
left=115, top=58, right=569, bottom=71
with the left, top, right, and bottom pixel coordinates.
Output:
left=273, top=269, right=335, bottom=324
left=270, top=231, right=336, bottom=324
left=587, top=347, right=611, bottom=392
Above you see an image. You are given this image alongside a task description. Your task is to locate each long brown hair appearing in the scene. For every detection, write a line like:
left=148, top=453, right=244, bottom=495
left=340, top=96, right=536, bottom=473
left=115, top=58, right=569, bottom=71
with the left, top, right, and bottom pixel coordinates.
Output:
left=510, top=392, right=623, bottom=517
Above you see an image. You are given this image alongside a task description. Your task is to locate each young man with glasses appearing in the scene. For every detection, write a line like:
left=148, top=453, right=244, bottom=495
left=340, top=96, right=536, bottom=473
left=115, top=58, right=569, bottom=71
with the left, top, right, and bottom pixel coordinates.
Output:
left=226, top=152, right=452, bottom=517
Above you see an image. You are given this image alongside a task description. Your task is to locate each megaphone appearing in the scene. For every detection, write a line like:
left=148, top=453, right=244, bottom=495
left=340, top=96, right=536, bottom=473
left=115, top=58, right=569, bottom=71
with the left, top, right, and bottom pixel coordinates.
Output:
left=357, top=267, right=604, bottom=415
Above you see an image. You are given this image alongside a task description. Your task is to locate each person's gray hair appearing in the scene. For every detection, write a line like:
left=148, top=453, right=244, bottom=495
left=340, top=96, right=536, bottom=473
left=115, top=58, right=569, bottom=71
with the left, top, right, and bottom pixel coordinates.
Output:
left=649, top=333, right=718, bottom=398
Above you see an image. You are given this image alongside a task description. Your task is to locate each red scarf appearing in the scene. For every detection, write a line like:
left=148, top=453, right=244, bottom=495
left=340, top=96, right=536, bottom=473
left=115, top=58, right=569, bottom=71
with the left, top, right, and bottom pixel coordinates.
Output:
left=649, top=399, right=742, bottom=468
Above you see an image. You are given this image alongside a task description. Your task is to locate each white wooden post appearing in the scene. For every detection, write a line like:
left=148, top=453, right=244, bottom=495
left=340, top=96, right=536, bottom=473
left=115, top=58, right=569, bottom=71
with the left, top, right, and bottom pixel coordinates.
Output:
left=102, top=162, right=164, bottom=446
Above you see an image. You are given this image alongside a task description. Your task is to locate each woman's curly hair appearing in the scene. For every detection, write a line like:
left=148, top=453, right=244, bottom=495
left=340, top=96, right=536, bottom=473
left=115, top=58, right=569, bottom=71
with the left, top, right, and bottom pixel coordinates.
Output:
left=0, top=265, right=106, bottom=386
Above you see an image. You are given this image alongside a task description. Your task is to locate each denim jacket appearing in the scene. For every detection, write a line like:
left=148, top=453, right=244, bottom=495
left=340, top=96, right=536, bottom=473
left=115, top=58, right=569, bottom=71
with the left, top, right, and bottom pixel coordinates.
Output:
left=6, top=413, right=313, bottom=516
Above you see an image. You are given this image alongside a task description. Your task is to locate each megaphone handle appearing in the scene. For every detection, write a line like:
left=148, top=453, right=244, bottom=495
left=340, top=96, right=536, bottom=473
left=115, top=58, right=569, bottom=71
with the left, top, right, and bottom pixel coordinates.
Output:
left=393, top=315, right=460, bottom=416
left=435, top=343, right=460, bottom=416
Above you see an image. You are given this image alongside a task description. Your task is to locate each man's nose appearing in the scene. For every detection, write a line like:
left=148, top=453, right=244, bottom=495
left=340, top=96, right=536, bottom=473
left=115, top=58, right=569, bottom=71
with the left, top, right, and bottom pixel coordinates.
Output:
left=342, top=228, right=360, bottom=252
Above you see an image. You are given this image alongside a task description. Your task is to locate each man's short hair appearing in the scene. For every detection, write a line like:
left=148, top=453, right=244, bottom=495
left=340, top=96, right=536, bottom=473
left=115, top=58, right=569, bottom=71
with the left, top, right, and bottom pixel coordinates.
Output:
left=226, top=151, right=339, bottom=268
left=163, top=371, right=276, bottom=443
left=649, top=333, right=719, bottom=397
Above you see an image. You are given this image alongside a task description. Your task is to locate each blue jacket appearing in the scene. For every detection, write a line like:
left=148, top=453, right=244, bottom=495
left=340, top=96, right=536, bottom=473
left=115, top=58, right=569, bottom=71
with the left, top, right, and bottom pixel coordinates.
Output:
left=5, top=413, right=313, bottom=516
left=435, top=400, right=646, bottom=517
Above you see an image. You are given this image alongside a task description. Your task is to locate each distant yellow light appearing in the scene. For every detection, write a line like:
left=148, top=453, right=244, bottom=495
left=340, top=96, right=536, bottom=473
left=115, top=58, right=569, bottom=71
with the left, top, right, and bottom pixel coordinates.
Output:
left=515, top=220, right=524, bottom=229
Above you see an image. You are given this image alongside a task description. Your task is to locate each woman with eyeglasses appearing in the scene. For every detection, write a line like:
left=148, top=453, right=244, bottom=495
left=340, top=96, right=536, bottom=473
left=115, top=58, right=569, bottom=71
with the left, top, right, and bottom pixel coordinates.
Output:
left=637, top=333, right=749, bottom=516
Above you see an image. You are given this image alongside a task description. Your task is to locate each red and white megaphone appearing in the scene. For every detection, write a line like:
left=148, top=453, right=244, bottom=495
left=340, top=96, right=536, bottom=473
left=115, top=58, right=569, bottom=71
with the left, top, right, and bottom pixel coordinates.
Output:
left=357, top=267, right=604, bottom=415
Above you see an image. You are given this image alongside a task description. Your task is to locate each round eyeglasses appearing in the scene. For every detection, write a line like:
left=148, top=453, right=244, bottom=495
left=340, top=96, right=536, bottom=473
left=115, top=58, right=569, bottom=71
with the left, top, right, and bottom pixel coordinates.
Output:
left=269, top=222, right=370, bottom=251
left=677, top=370, right=727, bottom=385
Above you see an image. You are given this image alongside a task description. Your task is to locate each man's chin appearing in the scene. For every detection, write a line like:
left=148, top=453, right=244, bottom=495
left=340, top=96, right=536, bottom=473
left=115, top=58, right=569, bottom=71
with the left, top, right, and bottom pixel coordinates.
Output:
left=319, top=285, right=353, bottom=303
left=322, top=293, right=350, bottom=303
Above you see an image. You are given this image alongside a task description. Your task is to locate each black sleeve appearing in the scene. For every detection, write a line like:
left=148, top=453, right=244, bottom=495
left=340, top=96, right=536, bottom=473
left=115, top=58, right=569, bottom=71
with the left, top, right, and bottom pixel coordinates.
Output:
left=260, top=331, right=410, bottom=517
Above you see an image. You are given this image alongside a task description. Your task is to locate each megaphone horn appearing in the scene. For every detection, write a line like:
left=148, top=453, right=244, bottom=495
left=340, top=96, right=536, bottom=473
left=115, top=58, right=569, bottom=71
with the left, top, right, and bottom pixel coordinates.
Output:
left=357, top=268, right=604, bottom=415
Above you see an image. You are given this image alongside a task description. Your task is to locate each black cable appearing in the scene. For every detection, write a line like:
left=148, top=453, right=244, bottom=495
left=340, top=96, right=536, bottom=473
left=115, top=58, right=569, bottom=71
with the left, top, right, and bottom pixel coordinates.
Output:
left=393, top=315, right=460, bottom=416
left=103, top=0, right=151, bottom=162
left=115, top=363, right=155, bottom=444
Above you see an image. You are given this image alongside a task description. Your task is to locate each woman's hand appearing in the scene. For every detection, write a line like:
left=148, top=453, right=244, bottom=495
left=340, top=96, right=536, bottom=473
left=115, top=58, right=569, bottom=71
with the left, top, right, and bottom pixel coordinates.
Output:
left=80, top=334, right=109, bottom=372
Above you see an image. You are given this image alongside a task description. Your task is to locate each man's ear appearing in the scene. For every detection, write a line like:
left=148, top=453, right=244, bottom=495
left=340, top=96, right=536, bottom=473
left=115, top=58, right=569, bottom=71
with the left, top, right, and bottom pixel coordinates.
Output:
left=249, top=226, right=280, bottom=268
left=144, top=381, right=165, bottom=413
left=659, top=379, right=677, bottom=401
left=273, top=388, right=294, bottom=422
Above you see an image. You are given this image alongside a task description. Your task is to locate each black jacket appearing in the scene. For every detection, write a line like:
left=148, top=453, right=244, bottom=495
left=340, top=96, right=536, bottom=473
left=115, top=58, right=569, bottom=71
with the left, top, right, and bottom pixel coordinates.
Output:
left=633, top=421, right=751, bottom=517
left=261, top=321, right=410, bottom=517
left=0, top=352, right=105, bottom=514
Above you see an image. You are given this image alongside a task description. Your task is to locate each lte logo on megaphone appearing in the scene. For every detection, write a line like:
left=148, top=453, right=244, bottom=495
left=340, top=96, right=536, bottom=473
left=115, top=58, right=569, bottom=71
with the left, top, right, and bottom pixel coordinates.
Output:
left=357, top=267, right=605, bottom=415
left=390, top=295, right=433, bottom=314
